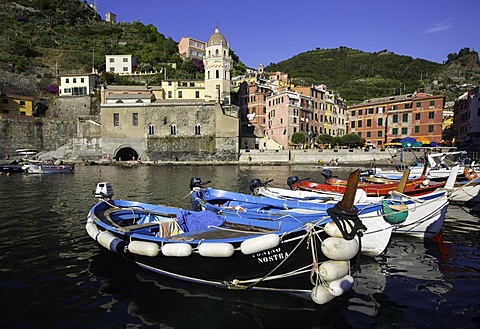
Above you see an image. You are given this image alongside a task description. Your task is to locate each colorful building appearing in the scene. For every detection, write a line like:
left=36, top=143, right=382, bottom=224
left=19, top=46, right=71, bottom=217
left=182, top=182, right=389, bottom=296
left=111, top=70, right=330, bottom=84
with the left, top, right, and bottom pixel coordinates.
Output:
left=178, top=37, right=206, bottom=61
left=348, top=92, right=445, bottom=147
left=0, top=93, right=34, bottom=116
left=453, top=86, right=480, bottom=147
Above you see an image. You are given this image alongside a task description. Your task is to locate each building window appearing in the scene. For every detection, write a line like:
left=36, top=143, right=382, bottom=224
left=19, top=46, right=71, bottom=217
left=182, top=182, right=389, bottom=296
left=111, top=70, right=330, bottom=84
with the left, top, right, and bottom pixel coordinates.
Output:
left=170, top=124, right=177, bottom=135
left=215, top=70, right=219, bottom=79
left=428, top=125, right=434, bottom=132
left=428, top=112, right=434, bottom=119
left=351, top=110, right=355, bottom=116
left=402, top=127, right=408, bottom=134
left=113, top=113, right=119, bottom=126
left=123, top=58, right=128, bottom=62
left=366, top=119, right=372, bottom=127
left=109, top=67, right=115, bottom=72
left=195, top=91, right=200, bottom=98
left=416, top=102, right=421, bottom=108
left=392, top=105, right=398, bottom=110
left=195, top=124, right=201, bottom=135
left=392, top=128, right=398, bottom=135
left=402, top=113, right=408, bottom=122
left=392, top=114, right=398, bottom=123
left=430, top=100, right=435, bottom=107
left=178, top=91, right=183, bottom=98
left=357, top=120, right=363, bottom=128
left=109, top=58, right=115, bottom=63
left=19, top=100, right=25, bottom=106
left=415, top=113, right=421, bottom=120
left=351, top=121, right=355, bottom=129
left=414, top=126, right=420, bottom=133
left=65, top=78, right=69, bottom=83
left=377, top=131, right=382, bottom=137
left=168, top=91, right=172, bottom=98
left=132, top=113, right=138, bottom=126
left=377, top=118, right=383, bottom=126
left=405, top=103, right=412, bottom=109
left=366, top=131, right=371, bottom=137
left=81, top=78, right=85, bottom=83
left=73, top=78, right=77, bottom=83
left=148, top=124, right=155, bottom=135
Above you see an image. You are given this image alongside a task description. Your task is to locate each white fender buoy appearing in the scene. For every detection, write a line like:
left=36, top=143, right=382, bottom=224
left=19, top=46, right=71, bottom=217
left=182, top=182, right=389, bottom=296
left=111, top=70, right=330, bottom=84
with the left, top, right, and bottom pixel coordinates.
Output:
left=128, top=240, right=160, bottom=257
left=318, top=260, right=350, bottom=282
left=326, top=274, right=354, bottom=296
left=240, top=234, right=280, bottom=255
left=311, top=284, right=335, bottom=305
left=324, top=222, right=344, bottom=238
left=97, top=231, right=125, bottom=253
left=198, top=243, right=235, bottom=257
left=321, top=237, right=359, bottom=261
left=86, top=221, right=100, bottom=240
left=162, top=243, right=192, bottom=257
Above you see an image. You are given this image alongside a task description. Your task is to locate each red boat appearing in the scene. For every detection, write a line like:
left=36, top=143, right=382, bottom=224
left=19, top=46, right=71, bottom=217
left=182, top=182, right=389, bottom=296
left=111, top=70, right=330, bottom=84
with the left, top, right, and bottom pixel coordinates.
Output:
left=287, top=169, right=445, bottom=197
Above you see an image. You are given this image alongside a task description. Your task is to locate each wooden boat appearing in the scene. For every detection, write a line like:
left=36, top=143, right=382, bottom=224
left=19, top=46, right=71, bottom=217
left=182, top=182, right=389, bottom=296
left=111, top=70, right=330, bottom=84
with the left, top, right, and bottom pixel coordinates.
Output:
left=22, top=162, right=74, bottom=174
left=190, top=167, right=457, bottom=255
left=0, top=163, right=25, bottom=174
left=444, top=177, right=480, bottom=203
left=15, top=148, right=39, bottom=156
left=290, top=168, right=445, bottom=197
left=373, top=148, right=474, bottom=182
left=86, top=172, right=365, bottom=305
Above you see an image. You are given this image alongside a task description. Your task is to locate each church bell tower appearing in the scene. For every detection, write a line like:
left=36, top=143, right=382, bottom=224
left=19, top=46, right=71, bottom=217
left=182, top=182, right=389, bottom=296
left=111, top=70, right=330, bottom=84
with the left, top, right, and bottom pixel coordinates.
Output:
left=203, top=27, right=232, bottom=104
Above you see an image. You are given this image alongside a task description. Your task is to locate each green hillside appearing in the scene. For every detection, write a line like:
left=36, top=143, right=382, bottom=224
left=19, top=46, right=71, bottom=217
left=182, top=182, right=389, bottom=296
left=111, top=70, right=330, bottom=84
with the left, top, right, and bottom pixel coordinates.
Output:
left=0, top=0, right=478, bottom=104
left=265, top=47, right=480, bottom=105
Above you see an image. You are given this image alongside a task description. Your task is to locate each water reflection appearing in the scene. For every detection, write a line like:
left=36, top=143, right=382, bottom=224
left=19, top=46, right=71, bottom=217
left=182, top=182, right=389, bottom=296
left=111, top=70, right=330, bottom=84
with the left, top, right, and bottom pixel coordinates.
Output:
left=1, top=165, right=479, bottom=329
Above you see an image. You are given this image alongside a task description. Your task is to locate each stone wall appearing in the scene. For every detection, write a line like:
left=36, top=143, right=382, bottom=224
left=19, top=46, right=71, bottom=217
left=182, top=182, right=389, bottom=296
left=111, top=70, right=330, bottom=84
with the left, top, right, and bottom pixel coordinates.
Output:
left=46, top=95, right=94, bottom=121
left=0, top=115, right=76, bottom=159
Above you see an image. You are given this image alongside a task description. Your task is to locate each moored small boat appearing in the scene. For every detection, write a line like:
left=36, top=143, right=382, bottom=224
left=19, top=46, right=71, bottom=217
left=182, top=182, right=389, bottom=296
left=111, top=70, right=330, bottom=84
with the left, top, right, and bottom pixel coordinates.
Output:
left=23, top=162, right=75, bottom=174
left=86, top=173, right=366, bottom=305
left=290, top=168, right=445, bottom=197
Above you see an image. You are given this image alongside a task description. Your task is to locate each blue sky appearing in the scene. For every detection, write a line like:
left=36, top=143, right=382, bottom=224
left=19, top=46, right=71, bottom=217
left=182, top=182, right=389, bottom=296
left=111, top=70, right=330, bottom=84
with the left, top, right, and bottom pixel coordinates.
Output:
left=95, top=0, right=479, bottom=68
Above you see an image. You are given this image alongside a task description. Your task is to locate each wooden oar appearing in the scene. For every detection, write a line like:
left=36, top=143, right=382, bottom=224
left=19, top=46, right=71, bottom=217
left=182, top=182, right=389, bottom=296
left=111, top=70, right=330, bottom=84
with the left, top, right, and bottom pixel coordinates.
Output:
left=420, top=157, right=429, bottom=177
left=339, top=169, right=361, bottom=211
left=394, top=168, right=411, bottom=193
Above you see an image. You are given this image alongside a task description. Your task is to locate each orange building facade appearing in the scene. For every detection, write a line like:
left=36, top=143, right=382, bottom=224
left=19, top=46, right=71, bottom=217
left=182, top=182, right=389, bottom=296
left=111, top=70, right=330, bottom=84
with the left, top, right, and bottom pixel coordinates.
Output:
left=348, top=92, right=445, bottom=147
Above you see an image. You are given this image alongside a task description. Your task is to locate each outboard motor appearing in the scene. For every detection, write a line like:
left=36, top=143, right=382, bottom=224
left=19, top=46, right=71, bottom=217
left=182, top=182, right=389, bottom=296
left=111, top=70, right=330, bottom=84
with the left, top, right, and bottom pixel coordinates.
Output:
left=360, top=168, right=375, bottom=177
left=94, top=182, right=114, bottom=199
left=249, top=178, right=264, bottom=193
left=189, top=177, right=205, bottom=190
left=321, top=169, right=333, bottom=182
left=287, top=176, right=300, bottom=190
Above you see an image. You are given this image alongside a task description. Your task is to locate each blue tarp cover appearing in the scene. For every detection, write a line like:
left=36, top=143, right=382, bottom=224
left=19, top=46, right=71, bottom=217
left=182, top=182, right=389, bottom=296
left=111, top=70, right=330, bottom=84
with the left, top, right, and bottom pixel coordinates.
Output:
left=177, top=210, right=225, bottom=232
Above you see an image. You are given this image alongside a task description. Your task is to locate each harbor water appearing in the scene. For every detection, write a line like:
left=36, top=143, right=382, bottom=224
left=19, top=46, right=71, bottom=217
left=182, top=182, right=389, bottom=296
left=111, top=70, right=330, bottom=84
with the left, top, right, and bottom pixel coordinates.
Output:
left=0, top=164, right=479, bottom=329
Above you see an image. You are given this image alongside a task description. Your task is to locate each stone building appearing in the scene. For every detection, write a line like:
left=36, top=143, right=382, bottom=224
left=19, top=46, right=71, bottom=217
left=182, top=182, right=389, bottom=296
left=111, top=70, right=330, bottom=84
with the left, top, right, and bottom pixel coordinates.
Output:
left=97, top=27, right=239, bottom=162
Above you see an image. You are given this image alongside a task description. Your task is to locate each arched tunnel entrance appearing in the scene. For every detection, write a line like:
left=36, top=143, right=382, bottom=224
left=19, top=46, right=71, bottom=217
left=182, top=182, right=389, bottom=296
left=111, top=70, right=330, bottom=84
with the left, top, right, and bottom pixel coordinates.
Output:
left=115, top=147, right=139, bottom=161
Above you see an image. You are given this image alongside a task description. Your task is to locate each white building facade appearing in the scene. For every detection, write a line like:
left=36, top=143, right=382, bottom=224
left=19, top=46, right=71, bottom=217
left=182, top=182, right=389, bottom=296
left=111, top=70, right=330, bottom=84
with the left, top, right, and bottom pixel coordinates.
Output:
left=59, top=73, right=98, bottom=96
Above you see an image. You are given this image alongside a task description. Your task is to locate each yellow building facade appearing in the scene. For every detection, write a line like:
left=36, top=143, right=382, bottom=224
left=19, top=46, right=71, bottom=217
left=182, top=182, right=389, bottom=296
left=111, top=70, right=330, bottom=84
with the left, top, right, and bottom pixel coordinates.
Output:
left=0, top=94, right=34, bottom=116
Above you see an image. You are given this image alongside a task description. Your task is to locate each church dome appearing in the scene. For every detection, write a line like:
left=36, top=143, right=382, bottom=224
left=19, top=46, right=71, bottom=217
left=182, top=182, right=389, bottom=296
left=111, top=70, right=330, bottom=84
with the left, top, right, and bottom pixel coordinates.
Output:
left=207, top=27, right=227, bottom=46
